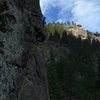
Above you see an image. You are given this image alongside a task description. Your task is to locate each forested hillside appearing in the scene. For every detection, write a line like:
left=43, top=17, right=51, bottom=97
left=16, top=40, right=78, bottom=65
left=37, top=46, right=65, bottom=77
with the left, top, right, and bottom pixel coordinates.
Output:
left=44, top=22, right=100, bottom=100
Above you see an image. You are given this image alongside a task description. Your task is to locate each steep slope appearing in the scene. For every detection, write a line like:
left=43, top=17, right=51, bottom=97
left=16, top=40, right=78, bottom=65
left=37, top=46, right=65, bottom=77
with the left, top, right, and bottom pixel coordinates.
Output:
left=45, top=22, right=100, bottom=41
left=0, top=0, right=49, bottom=100
left=45, top=22, right=100, bottom=100
left=37, top=39, right=100, bottom=100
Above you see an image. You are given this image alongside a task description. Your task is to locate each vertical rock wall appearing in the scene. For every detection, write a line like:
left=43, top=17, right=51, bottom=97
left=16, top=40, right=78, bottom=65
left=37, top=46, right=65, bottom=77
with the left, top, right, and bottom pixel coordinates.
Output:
left=0, top=0, right=49, bottom=100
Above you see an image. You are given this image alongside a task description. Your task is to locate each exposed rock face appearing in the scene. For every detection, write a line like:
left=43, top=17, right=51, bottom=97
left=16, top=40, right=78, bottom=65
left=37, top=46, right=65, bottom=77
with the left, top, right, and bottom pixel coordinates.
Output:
left=65, top=25, right=87, bottom=39
left=65, top=25, right=100, bottom=41
left=0, top=0, right=49, bottom=100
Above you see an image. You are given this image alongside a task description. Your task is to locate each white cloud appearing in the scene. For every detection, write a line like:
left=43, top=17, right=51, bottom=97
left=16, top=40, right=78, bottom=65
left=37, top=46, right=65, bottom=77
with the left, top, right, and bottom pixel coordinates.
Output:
left=40, top=0, right=58, bottom=14
left=40, top=0, right=100, bottom=32
left=72, top=0, right=100, bottom=32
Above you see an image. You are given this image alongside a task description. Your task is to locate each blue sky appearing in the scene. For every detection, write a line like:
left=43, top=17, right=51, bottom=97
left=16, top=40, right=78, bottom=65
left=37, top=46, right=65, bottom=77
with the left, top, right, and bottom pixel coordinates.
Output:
left=40, top=0, right=100, bottom=32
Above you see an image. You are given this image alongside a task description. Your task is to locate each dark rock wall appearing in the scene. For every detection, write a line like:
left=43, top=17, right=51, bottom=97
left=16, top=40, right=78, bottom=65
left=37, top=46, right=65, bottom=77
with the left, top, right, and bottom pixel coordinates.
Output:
left=0, top=0, right=49, bottom=100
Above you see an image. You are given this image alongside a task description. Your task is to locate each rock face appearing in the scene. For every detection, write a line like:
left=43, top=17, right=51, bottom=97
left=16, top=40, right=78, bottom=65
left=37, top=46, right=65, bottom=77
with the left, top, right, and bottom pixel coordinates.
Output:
left=0, top=0, right=49, bottom=100
left=65, top=25, right=87, bottom=39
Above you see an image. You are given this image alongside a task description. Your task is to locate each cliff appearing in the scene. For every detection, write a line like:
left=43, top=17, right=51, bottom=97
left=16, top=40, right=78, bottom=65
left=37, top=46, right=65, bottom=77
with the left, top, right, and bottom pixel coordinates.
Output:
left=0, top=0, right=100, bottom=100
left=0, top=0, right=49, bottom=100
left=65, top=25, right=87, bottom=39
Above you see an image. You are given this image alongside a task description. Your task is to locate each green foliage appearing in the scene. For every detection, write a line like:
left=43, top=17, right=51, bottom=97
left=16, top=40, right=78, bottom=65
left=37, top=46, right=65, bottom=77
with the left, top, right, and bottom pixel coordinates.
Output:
left=45, top=22, right=64, bottom=36
left=60, top=30, right=68, bottom=44
left=52, top=29, right=60, bottom=42
left=47, top=52, right=62, bottom=100
left=46, top=22, right=100, bottom=100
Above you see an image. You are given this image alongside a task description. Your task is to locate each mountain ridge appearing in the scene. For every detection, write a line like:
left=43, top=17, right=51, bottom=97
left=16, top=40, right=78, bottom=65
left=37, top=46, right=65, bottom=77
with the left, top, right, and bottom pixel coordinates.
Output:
left=45, top=22, right=100, bottom=42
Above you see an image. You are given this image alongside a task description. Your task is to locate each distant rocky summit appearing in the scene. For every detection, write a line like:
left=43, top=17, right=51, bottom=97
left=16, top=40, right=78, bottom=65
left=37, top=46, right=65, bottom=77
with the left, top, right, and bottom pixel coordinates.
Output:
left=45, top=22, right=100, bottom=42
left=65, top=25, right=87, bottom=39
left=65, top=24, right=100, bottom=41
left=0, top=0, right=49, bottom=100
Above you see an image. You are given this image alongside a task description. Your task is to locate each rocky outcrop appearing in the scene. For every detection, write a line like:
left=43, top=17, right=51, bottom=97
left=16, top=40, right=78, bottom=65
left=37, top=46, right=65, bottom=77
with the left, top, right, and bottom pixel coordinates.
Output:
left=0, top=0, right=49, bottom=100
left=64, top=25, right=87, bottom=39
left=65, top=25, right=100, bottom=41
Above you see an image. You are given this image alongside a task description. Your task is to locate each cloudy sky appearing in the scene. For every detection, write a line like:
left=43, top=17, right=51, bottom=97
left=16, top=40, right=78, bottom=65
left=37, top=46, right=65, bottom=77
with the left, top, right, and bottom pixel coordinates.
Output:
left=40, top=0, right=100, bottom=32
